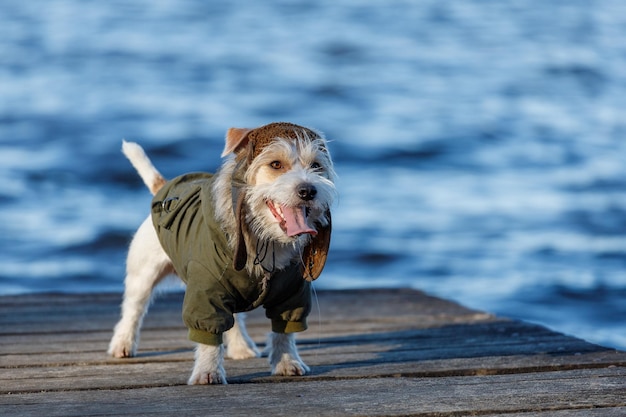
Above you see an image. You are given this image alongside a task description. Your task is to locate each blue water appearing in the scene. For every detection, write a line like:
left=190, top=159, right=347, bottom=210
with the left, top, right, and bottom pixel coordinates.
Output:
left=2, top=1, right=626, bottom=350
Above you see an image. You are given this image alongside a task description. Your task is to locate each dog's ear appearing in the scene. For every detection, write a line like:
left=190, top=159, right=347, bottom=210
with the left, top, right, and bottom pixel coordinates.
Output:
left=233, top=191, right=248, bottom=271
left=222, top=127, right=252, bottom=157
left=302, top=210, right=332, bottom=281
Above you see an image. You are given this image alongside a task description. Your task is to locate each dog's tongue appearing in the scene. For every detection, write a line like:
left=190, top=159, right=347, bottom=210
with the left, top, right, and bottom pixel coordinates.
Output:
left=280, top=205, right=317, bottom=237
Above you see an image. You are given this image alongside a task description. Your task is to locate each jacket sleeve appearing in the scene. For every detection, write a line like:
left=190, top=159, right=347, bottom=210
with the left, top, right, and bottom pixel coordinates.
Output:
left=263, top=266, right=312, bottom=334
left=182, top=260, right=236, bottom=345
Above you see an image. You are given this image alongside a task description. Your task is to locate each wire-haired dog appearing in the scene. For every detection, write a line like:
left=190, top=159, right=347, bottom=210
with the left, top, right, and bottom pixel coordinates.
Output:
left=108, top=123, right=337, bottom=384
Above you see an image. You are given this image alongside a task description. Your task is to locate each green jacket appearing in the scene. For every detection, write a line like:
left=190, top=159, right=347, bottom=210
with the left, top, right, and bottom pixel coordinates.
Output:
left=151, top=173, right=311, bottom=346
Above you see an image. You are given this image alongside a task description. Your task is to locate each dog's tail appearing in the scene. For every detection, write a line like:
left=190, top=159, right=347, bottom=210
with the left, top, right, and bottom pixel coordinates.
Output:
left=122, top=140, right=167, bottom=195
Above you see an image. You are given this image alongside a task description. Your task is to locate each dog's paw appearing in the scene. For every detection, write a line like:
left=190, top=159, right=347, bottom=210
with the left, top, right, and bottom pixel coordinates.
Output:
left=188, top=344, right=227, bottom=385
left=272, top=355, right=310, bottom=377
left=108, top=345, right=133, bottom=358
left=107, top=337, right=135, bottom=358
left=188, top=368, right=228, bottom=385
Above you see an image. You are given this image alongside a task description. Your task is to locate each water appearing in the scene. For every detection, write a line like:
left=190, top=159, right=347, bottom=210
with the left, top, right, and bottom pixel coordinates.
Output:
left=1, top=0, right=626, bottom=350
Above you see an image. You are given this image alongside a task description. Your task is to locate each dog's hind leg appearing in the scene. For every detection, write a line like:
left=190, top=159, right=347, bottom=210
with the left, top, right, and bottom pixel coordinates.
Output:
left=268, top=332, right=310, bottom=376
left=108, top=216, right=174, bottom=358
left=224, top=313, right=260, bottom=360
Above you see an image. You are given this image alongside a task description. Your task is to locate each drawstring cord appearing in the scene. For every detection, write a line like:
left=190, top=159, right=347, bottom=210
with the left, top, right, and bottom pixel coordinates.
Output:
left=254, top=238, right=275, bottom=274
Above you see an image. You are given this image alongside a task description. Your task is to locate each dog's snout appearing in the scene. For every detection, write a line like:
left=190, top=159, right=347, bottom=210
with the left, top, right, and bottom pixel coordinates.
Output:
left=297, top=183, right=317, bottom=201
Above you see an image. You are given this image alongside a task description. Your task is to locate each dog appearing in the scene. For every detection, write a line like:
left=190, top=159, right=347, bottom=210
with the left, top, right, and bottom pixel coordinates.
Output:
left=108, top=122, right=336, bottom=384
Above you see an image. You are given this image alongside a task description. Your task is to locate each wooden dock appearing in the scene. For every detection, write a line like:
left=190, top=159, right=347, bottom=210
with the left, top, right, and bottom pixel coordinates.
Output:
left=1, top=288, right=625, bottom=416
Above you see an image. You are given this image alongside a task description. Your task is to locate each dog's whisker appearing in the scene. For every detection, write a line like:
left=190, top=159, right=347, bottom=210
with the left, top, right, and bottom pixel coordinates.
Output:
left=311, top=282, right=323, bottom=358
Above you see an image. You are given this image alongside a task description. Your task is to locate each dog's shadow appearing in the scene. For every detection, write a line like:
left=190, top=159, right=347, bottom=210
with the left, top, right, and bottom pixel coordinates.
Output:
left=131, top=348, right=191, bottom=359
left=232, top=320, right=610, bottom=382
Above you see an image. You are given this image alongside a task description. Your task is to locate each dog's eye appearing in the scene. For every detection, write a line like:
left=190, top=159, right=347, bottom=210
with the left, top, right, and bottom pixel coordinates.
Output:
left=311, top=162, right=322, bottom=170
left=270, top=161, right=283, bottom=170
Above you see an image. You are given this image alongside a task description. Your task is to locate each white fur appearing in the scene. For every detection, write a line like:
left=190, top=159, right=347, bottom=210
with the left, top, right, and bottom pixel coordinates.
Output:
left=109, top=129, right=335, bottom=385
left=224, top=313, right=261, bottom=360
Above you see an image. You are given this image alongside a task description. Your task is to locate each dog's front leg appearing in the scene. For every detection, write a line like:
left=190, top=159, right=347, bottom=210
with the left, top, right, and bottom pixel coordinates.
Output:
left=188, top=344, right=227, bottom=385
left=268, top=332, right=310, bottom=376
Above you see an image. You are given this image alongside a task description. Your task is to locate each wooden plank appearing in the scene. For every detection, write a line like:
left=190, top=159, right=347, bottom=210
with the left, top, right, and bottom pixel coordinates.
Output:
left=1, top=289, right=625, bottom=416
left=1, top=368, right=624, bottom=417
left=3, top=349, right=625, bottom=394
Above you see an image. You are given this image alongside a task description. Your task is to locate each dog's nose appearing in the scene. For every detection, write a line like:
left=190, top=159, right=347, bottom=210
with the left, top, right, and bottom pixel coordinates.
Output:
left=297, top=184, right=317, bottom=201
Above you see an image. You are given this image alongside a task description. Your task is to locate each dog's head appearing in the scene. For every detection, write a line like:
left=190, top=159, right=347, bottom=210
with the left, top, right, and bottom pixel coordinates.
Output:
left=221, top=122, right=337, bottom=280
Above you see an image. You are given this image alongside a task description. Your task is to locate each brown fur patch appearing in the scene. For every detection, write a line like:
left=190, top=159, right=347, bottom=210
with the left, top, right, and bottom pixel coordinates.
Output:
left=150, top=175, right=167, bottom=195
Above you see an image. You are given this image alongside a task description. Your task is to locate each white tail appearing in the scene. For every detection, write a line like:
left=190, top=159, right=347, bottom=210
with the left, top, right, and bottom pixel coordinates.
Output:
left=122, top=140, right=167, bottom=195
